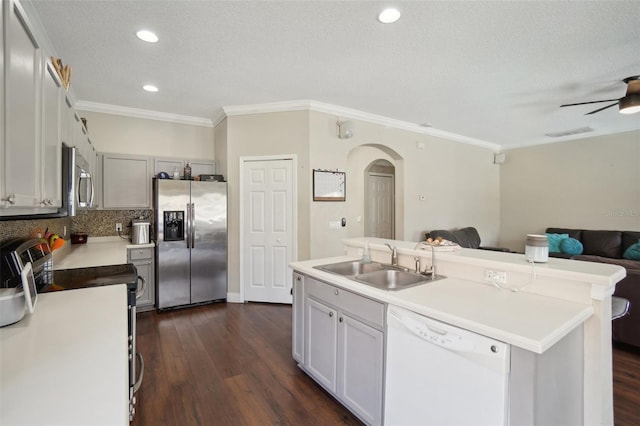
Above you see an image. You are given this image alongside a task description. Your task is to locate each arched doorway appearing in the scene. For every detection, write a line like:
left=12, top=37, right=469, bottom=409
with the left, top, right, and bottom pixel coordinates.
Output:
left=364, top=160, right=395, bottom=238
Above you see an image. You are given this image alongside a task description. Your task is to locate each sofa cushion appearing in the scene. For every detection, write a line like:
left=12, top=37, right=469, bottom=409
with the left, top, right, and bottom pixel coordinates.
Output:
left=581, top=230, right=622, bottom=258
left=546, top=228, right=582, bottom=241
left=545, top=233, right=569, bottom=253
left=560, top=237, right=583, bottom=255
left=622, top=231, right=640, bottom=253
left=623, top=241, right=640, bottom=261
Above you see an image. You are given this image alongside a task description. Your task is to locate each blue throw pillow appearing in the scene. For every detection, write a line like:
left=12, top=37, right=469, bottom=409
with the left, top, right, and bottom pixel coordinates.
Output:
left=545, top=233, right=569, bottom=253
left=623, top=241, right=640, bottom=260
left=560, top=237, right=583, bottom=256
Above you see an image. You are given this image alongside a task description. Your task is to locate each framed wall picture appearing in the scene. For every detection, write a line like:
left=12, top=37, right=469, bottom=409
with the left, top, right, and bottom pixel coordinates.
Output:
left=313, top=169, right=346, bottom=201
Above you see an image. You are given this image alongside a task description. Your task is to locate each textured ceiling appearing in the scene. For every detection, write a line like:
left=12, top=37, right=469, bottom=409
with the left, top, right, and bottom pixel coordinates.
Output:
left=27, top=0, right=640, bottom=149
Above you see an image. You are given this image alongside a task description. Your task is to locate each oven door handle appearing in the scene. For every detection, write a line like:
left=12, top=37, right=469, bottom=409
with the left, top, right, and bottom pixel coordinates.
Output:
left=133, top=352, right=144, bottom=393
left=135, top=275, right=146, bottom=299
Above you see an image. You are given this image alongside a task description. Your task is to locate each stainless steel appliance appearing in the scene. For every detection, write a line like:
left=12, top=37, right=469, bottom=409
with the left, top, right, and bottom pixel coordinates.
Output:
left=154, top=179, right=227, bottom=309
left=131, top=219, right=151, bottom=245
left=61, top=143, right=95, bottom=216
left=0, top=238, right=143, bottom=421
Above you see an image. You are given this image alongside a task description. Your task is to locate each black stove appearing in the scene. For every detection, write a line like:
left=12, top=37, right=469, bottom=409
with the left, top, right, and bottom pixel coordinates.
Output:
left=48, top=264, right=138, bottom=292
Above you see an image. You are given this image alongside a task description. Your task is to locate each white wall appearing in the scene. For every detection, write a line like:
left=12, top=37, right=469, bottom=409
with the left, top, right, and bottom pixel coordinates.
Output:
left=79, top=111, right=215, bottom=159
left=500, top=130, right=640, bottom=252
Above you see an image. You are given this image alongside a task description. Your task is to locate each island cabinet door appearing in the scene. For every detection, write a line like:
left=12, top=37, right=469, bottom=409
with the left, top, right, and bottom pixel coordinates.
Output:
left=305, top=297, right=338, bottom=392
left=337, top=313, right=384, bottom=426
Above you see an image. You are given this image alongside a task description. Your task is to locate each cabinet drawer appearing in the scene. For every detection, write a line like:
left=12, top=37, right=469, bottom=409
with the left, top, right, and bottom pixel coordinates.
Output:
left=128, top=248, right=153, bottom=261
left=306, top=277, right=385, bottom=329
left=339, top=289, right=385, bottom=328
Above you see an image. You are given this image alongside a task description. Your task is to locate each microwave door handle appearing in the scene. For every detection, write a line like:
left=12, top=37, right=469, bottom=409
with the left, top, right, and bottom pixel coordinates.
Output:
left=88, top=175, right=94, bottom=208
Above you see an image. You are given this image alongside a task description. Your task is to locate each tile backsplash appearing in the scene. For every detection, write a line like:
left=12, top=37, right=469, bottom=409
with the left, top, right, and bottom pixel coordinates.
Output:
left=1, top=209, right=153, bottom=243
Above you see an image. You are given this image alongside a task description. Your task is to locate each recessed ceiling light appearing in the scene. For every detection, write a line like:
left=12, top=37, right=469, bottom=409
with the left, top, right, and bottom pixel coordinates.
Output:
left=136, top=30, right=158, bottom=43
left=378, top=8, right=401, bottom=24
left=143, top=85, right=158, bottom=92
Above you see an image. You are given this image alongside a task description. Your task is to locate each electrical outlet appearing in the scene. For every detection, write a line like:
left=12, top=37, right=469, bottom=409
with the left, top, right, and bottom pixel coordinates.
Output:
left=115, top=223, right=123, bottom=232
left=485, top=270, right=507, bottom=285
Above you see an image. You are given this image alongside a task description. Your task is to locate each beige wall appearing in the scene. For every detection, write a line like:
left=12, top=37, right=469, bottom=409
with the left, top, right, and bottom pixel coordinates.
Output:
left=308, top=111, right=501, bottom=257
left=79, top=111, right=214, bottom=159
left=222, top=111, right=311, bottom=296
left=500, top=130, right=640, bottom=252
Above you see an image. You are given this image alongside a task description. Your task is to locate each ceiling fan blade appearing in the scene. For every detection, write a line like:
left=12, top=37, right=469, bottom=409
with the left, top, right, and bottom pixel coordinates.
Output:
left=560, top=98, right=620, bottom=107
left=585, top=102, right=619, bottom=115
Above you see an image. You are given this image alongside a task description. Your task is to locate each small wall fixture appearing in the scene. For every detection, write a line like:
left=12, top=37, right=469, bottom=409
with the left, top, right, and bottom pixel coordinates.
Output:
left=337, top=121, right=354, bottom=139
left=619, top=78, right=640, bottom=114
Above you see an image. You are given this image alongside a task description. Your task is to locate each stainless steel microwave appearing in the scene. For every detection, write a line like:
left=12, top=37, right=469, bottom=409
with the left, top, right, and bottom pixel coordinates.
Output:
left=61, top=144, right=94, bottom=216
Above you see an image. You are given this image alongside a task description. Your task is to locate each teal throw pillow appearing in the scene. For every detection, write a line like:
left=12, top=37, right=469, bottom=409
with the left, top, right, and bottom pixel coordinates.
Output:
left=545, top=233, right=569, bottom=253
left=560, top=237, right=583, bottom=256
left=623, top=241, right=640, bottom=261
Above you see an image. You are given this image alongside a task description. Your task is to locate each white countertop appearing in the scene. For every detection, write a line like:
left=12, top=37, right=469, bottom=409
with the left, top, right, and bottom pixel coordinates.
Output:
left=53, top=236, right=155, bottom=270
left=291, top=256, right=594, bottom=354
left=0, top=285, right=129, bottom=425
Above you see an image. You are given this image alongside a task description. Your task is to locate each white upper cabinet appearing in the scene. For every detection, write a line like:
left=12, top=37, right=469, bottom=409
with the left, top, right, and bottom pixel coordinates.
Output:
left=41, top=60, right=63, bottom=208
left=1, top=0, right=42, bottom=210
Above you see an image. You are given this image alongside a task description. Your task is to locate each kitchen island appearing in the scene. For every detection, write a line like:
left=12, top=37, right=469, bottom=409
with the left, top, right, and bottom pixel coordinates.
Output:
left=0, top=285, right=129, bottom=425
left=291, top=237, right=625, bottom=425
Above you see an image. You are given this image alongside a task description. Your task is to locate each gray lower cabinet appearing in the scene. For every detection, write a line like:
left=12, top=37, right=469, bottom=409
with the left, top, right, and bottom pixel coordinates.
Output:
left=301, top=274, right=384, bottom=426
left=128, top=247, right=155, bottom=311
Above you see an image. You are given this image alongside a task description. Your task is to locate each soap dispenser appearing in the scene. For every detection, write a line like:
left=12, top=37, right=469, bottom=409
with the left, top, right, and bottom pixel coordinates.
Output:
left=362, top=240, right=371, bottom=263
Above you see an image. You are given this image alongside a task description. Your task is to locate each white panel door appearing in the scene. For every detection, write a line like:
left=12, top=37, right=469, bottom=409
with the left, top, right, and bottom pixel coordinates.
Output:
left=243, top=159, right=294, bottom=303
left=366, top=173, right=394, bottom=239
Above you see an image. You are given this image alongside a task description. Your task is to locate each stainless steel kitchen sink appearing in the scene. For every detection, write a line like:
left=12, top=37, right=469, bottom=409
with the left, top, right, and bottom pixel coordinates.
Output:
left=314, top=260, right=442, bottom=291
left=354, top=269, right=438, bottom=291
left=314, top=260, right=385, bottom=276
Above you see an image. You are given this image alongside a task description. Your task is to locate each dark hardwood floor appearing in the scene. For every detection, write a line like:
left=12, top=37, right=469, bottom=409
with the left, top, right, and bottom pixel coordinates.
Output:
left=132, top=303, right=640, bottom=426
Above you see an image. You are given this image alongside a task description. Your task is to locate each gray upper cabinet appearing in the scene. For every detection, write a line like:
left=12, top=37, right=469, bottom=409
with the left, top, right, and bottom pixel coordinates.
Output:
left=154, top=158, right=215, bottom=178
left=1, top=0, right=42, bottom=209
left=102, top=153, right=151, bottom=209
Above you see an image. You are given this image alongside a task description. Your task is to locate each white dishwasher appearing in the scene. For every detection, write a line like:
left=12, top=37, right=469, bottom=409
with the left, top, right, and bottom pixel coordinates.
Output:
left=385, top=305, right=510, bottom=426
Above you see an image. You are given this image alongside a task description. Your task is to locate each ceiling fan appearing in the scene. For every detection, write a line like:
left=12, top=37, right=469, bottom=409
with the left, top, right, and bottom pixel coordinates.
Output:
left=560, top=76, right=640, bottom=115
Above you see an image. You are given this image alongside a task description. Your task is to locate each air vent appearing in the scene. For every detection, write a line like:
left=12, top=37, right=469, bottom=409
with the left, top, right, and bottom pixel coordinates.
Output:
left=545, top=126, right=594, bottom=138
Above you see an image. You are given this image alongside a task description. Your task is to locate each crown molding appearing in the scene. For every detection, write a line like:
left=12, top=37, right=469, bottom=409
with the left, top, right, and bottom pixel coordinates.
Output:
left=223, top=100, right=501, bottom=151
left=75, top=101, right=214, bottom=128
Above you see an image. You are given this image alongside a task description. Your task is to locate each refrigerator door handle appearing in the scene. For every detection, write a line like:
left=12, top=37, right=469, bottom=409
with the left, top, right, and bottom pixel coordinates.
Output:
left=191, top=203, right=196, bottom=248
left=186, top=203, right=191, bottom=248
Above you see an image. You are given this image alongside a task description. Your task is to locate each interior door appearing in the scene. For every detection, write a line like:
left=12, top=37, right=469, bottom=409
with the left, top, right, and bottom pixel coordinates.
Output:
left=366, top=173, right=394, bottom=238
left=242, top=158, right=294, bottom=303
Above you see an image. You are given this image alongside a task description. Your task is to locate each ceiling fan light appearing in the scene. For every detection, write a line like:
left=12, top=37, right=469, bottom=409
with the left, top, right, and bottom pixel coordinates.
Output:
left=619, top=94, right=640, bottom=114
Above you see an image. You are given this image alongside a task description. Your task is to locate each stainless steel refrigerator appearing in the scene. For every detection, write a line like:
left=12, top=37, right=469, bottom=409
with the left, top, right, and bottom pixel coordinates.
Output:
left=154, top=179, right=227, bottom=309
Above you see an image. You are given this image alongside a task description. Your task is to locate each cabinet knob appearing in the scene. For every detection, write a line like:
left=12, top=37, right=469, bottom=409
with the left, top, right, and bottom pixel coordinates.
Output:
left=329, top=312, right=334, bottom=317
left=297, top=276, right=301, bottom=281
left=2, top=194, right=16, bottom=205
left=339, top=317, right=343, bottom=323
left=334, top=289, right=339, bottom=296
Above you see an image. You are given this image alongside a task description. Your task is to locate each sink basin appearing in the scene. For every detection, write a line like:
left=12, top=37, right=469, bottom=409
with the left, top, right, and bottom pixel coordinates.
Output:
left=314, top=260, right=444, bottom=291
left=314, top=260, right=385, bottom=276
left=354, top=269, right=433, bottom=291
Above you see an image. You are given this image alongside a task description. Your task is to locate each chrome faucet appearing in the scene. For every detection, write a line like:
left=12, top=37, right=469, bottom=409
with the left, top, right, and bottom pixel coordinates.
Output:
left=385, top=243, right=398, bottom=266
